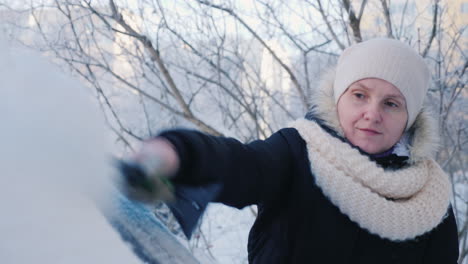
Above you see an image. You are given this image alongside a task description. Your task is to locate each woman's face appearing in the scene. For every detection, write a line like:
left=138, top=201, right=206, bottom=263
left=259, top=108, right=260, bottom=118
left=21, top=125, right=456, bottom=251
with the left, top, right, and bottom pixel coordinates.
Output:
left=336, top=78, right=408, bottom=154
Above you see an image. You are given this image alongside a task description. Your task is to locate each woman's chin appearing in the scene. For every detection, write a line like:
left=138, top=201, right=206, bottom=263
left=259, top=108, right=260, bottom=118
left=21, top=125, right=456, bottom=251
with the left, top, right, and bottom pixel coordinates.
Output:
left=353, top=143, right=387, bottom=155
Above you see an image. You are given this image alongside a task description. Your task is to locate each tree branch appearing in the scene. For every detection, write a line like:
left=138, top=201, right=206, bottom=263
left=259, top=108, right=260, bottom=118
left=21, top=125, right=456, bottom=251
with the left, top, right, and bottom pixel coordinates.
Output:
left=379, top=0, right=394, bottom=38
left=313, top=0, right=346, bottom=49
left=108, top=0, right=222, bottom=136
left=342, top=0, right=363, bottom=43
left=422, top=0, right=439, bottom=57
left=195, top=0, right=309, bottom=108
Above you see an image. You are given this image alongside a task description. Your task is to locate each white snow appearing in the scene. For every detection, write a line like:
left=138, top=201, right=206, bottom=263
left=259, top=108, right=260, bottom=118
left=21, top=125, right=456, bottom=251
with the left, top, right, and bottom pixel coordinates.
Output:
left=0, top=39, right=142, bottom=264
left=199, top=204, right=254, bottom=264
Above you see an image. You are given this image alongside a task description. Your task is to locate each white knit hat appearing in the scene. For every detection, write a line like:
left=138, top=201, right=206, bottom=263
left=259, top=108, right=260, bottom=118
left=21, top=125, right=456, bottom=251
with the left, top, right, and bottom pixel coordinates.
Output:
left=333, top=38, right=430, bottom=129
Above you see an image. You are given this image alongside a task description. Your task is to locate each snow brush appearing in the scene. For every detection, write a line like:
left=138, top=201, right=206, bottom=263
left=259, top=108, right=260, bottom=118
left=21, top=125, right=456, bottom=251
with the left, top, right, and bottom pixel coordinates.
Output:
left=114, top=157, right=222, bottom=239
left=114, top=158, right=175, bottom=203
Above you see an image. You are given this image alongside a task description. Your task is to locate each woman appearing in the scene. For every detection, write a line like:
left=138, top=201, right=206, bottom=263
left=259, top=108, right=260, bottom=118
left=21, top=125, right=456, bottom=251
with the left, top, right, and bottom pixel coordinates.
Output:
left=120, top=38, right=459, bottom=263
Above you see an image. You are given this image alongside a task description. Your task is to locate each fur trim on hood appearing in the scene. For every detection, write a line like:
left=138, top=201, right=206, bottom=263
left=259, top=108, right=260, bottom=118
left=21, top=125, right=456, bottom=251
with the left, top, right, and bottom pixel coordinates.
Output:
left=306, top=67, right=440, bottom=164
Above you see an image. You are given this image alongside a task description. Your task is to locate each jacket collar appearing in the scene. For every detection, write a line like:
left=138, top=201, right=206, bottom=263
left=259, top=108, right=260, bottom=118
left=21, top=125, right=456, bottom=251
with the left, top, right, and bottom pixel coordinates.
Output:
left=305, top=67, right=440, bottom=165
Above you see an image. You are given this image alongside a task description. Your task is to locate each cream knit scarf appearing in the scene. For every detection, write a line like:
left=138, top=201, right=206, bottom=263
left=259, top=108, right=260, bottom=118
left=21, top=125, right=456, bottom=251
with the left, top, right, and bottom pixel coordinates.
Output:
left=291, top=118, right=451, bottom=241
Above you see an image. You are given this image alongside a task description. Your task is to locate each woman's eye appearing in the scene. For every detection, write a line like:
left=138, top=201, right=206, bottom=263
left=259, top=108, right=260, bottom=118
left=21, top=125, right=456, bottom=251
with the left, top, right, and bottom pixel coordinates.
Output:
left=354, top=93, right=365, bottom=99
left=385, top=101, right=399, bottom=108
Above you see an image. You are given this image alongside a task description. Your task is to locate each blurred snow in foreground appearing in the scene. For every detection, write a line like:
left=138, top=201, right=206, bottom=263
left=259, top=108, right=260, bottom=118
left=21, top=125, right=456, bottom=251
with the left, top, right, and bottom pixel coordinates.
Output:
left=0, top=39, right=142, bottom=264
left=0, top=37, right=256, bottom=264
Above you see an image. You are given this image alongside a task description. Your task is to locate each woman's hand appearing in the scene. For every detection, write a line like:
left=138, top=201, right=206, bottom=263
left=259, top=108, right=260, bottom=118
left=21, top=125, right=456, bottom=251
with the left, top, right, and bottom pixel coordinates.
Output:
left=133, top=138, right=180, bottom=177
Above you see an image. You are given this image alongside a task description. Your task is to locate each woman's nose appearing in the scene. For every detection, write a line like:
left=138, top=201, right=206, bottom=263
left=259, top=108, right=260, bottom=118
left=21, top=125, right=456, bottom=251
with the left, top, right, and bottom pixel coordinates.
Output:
left=363, top=104, right=382, bottom=123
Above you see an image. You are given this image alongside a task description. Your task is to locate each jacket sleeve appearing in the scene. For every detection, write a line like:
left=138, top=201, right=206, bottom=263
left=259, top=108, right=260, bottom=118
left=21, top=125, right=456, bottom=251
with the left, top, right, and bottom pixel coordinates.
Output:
left=158, top=128, right=296, bottom=209
left=422, top=207, right=459, bottom=264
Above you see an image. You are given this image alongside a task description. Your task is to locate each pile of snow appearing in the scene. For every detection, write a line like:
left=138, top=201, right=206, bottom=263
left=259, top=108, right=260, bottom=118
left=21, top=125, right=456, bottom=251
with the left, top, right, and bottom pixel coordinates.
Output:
left=0, top=40, right=142, bottom=264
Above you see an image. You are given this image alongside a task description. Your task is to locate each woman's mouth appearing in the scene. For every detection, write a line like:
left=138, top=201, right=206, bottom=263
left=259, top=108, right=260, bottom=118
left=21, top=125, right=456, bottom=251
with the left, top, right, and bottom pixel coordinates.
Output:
left=358, top=128, right=382, bottom=135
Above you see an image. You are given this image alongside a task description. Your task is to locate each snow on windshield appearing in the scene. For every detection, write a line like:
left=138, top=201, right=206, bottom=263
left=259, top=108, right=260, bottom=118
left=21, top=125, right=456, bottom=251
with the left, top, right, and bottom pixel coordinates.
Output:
left=0, top=39, right=142, bottom=264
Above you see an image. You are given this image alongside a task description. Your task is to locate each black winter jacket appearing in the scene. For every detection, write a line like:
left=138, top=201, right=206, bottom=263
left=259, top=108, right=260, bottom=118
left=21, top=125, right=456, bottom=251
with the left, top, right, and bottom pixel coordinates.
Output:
left=160, top=125, right=459, bottom=264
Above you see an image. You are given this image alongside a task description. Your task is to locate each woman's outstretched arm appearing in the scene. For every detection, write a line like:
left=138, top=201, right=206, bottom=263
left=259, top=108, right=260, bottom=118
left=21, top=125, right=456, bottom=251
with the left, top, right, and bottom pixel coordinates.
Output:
left=157, top=128, right=297, bottom=208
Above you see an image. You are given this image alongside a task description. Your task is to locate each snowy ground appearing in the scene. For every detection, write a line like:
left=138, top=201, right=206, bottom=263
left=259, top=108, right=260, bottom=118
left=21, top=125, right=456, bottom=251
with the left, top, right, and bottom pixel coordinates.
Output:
left=196, top=204, right=254, bottom=264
